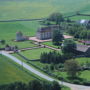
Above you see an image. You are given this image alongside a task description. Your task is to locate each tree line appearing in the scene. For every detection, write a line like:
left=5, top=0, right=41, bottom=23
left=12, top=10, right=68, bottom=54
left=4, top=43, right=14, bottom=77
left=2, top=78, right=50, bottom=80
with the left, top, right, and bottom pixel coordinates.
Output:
left=0, top=80, right=61, bottom=90
left=40, top=51, right=74, bottom=64
left=67, top=24, right=90, bottom=40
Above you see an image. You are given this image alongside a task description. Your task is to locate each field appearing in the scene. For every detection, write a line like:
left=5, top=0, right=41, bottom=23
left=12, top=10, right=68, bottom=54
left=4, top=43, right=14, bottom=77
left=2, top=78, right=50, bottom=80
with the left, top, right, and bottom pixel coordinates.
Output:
left=0, top=0, right=90, bottom=20
left=0, top=21, right=39, bottom=40
left=13, top=48, right=54, bottom=60
left=0, top=21, right=39, bottom=48
left=0, top=55, right=34, bottom=84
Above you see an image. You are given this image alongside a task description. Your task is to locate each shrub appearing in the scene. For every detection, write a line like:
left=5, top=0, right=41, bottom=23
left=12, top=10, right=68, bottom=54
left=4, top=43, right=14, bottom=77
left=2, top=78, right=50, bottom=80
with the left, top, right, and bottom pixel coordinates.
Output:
left=73, top=80, right=80, bottom=84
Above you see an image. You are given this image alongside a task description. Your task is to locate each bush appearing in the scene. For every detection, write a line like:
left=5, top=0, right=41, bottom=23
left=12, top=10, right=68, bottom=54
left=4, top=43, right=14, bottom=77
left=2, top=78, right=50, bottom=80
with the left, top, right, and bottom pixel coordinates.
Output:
left=82, top=80, right=90, bottom=86
left=73, top=80, right=80, bottom=84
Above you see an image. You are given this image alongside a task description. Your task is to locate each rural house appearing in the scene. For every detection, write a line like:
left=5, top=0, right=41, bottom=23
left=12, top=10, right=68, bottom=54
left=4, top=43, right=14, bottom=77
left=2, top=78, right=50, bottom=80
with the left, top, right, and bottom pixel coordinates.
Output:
left=77, top=19, right=90, bottom=26
left=36, top=25, right=60, bottom=40
left=76, top=44, right=90, bottom=57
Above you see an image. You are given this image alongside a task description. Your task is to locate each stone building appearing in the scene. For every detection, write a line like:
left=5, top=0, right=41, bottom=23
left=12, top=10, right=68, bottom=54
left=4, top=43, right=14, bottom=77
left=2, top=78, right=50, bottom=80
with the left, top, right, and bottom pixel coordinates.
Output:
left=36, top=25, right=59, bottom=40
left=16, top=31, right=28, bottom=41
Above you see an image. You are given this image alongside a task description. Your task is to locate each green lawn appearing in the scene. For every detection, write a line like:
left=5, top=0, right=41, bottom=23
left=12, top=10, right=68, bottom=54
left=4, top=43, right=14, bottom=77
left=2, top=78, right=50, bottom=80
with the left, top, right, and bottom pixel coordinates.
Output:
left=14, top=48, right=54, bottom=60
left=8, top=41, right=37, bottom=49
left=54, top=70, right=90, bottom=82
left=75, top=57, right=90, bottom=64
left=42, top=41, right=61, bottom=49
left=0, top=55, right=34, bottom=84
left=0, top=0, right=90, bottom=20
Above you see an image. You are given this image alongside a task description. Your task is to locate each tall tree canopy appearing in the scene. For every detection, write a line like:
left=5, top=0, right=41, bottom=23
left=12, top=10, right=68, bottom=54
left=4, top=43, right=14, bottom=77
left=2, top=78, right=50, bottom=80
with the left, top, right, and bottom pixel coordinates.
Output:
left=62, top=39, right=76, bottom=53
left=64, top=60, right=81, bottom=78
left=52, top=30, right=63, bottom=45
left=48, top=12, right=64, bottom=24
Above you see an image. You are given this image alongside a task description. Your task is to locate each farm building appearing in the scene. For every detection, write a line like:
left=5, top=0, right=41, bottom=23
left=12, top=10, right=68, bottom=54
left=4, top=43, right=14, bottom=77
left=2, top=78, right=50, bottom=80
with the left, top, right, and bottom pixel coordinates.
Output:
left=16, top=31, right=28, bottom=41
left=77, top=19, right=90, bottom=26
left=76, top=44, right=90, bottom=57
left=36, top=25, right=60, bottom=40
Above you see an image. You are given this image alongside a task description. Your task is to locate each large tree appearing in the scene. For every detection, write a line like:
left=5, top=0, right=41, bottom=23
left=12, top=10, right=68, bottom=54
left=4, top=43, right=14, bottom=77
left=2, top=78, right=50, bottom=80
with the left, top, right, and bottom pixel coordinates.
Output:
left=62, top=39, right=76, bottom=54
left=51, top=81, right=61, bottom=90
left=64, top=60, right=81, bottom=78
left=52, top=30, right=63, bottom=45
left=28, top=80, right=42, bottom=90
left=48, top=12, right=64, bottom=25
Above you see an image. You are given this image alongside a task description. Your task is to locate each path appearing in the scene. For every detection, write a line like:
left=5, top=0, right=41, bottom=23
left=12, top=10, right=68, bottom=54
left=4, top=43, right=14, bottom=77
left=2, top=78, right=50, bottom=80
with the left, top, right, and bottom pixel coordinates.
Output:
left=0, top=51, right=90, bottom=90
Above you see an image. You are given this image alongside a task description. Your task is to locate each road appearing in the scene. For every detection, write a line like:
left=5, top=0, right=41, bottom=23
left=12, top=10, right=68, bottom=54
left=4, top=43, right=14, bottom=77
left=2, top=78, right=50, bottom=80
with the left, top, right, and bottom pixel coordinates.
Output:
left=0, top=51, right=90, bottom=90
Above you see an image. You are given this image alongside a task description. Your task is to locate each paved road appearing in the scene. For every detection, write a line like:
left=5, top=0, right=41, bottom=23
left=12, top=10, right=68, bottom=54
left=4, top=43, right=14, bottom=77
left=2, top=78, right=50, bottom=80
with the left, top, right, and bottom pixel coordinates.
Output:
left=0, top=51, right=90, bottom=90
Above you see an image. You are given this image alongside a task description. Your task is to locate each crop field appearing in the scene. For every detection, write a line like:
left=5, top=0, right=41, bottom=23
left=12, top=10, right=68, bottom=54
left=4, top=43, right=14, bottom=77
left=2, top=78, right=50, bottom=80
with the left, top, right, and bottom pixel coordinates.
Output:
left=0, top=0, right=90, bottom=20
left=0, top=55, right=34, bottom=84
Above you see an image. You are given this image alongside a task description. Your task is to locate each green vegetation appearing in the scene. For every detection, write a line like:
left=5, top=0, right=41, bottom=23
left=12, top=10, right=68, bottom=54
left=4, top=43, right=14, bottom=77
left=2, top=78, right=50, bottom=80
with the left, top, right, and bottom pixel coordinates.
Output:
left=0, top=55, right=34, bottom=84
left=0, top=21, right=39, bottom=48
left=14, top=48, right=54, bottom=60
left=54, top=70, right=90, bottom=83
left=0, top=0, right=90, bottom=20
left=43, top=41, right=60, bottom=48
left=76, top=57, right=90, bottom=64
left=0, top=79, right=70, bottom=90
left=0, top=21, right=39, bottom=40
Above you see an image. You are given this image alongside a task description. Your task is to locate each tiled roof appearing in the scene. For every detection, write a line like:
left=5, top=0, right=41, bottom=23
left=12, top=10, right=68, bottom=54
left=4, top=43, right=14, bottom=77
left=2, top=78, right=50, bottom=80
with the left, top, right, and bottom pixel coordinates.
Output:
left=76, top=44, right=90, bottom=52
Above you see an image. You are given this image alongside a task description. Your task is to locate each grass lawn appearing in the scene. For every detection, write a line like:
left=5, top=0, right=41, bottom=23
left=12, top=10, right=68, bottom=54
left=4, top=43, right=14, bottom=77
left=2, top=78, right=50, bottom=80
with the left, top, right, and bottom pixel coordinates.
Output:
left=8, top=41, right=37, bottom=49
left=42, top=41, right=61, bottom=49
left=54, top=70, right=90, bottom=82
left=0, top=55, right=34, bottom=85
left=75, top=57, right=90, bottom=64
left=14, top=48, right=54, bottom=60
left=62, top=86, right=71, bottom=90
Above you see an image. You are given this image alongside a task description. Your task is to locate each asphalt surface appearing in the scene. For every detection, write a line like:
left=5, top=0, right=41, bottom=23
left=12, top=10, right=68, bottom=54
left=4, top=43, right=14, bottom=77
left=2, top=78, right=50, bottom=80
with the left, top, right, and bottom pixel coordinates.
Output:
left=0, top=51, right=90, bottom=90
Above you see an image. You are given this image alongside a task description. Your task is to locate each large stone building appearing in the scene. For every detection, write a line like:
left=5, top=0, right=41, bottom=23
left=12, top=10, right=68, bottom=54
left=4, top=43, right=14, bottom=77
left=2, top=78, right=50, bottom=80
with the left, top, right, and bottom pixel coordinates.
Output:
left=36, top=25, right=60, bottom=40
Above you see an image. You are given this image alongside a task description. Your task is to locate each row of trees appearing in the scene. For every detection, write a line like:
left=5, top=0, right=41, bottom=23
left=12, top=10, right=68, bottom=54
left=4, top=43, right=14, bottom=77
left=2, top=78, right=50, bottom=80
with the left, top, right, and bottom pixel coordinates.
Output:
left=67, top=24, right=90, bottom=39
left=0, top=80, right=61, bottom=90
left=40, top=51, right=74, bottom=64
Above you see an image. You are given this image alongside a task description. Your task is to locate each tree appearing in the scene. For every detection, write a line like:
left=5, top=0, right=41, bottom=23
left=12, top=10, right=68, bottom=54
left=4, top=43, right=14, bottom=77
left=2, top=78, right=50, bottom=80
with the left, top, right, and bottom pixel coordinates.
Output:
left=51, top=81, right=61, bottom=90
left=52, top=30, right=63, bottom=45
left=48, top=12, right=64, bottom=25
left=64, top=60, right=81, bottom=78
left=0, top=40, right=5, bottom=45
left=62, top=39, right=76, bottom=54
left=28, top=80, right=42, bottom=90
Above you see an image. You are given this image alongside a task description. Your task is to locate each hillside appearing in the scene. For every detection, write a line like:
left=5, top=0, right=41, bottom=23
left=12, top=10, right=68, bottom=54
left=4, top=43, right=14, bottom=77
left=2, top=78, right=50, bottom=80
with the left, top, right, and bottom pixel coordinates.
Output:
left=0, top=55, right=34, bottom=84
left=0, top=0, right=90, bottom=20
